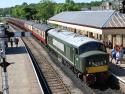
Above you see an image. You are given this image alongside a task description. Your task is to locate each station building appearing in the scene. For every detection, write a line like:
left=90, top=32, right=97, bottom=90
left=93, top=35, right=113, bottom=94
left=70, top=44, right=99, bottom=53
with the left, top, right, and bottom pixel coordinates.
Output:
left=48, top=10, right=125, bottom=48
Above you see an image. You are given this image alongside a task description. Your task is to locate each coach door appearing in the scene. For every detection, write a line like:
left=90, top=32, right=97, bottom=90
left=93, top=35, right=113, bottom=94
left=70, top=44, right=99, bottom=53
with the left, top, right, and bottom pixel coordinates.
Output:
left=74, top=48, right=80, bottom=70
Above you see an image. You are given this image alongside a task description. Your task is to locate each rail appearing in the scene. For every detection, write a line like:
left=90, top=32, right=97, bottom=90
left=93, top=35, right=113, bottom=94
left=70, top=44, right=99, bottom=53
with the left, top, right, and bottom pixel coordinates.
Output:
left=22, top=39, right=52, bottom=94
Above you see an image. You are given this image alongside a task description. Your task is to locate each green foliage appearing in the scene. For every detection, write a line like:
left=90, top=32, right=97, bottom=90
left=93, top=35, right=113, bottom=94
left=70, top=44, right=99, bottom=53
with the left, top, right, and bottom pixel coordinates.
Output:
left=23, top=6, right=37, bottom=20
left=54, top=3, right=80, bottom=14
left=36, top=1, right=55, bottom=22
left=65, top=0, right=74, bottom=4
left=0, top=1, right=102, bottom=21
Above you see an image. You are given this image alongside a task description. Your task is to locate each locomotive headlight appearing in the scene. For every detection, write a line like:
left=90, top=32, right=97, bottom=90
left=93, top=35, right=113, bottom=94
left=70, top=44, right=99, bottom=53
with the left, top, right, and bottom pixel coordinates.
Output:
left=104, top=60, right=107, bottom=64
left=76, top=58, right=78, bottom=61
left=89, top=62, right=92, bottom=66
left=101, top=61, right=104, bottom=66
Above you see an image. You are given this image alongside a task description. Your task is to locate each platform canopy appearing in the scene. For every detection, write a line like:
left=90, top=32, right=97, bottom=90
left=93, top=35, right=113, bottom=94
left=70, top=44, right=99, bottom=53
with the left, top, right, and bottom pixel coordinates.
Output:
left=48, top=10, right=125, bottom=34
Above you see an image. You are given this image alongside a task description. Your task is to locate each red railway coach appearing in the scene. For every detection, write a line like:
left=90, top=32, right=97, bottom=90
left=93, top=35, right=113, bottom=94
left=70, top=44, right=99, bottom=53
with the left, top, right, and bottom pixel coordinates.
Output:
left=7, top=18, right=52, bottom=45
left=7, top=18, right=25, bottom=29
left=32, top=23, right=52, bottom=45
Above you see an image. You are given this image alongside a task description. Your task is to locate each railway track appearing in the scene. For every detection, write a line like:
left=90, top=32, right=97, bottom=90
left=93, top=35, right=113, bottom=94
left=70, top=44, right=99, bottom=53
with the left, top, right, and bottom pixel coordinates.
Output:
left=22, top=37, right=72, bottom=94
left=8, top=23, right=125, bottom=94
left=24, top=36, right=123, bottom=94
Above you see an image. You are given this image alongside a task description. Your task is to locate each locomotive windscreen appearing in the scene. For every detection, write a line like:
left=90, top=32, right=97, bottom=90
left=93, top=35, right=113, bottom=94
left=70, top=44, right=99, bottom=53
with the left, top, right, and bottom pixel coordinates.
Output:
left=79, top=42, right=106, bottom=54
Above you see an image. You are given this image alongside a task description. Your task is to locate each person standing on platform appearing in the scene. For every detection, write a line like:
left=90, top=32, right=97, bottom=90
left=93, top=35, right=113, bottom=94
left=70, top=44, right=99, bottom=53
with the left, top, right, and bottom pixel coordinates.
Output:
left=111, top=46, right=116, bottom=62
left=5, top=41, right=8, bottom=48
left=15, top=38, right=19, bottom=47
left=116, top=45, right=124, bottom=64
left=10, top=38, right=13, bottom=47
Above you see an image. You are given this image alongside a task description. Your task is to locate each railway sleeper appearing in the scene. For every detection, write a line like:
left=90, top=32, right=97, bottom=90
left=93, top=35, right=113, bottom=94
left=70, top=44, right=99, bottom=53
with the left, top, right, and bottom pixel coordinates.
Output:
left=47, top=79, right=60, bottom=83
left=46, top=75, right=59, bottom=78
left=49, top=83, right=65, bottom=87
left=52, top=89, right=70, bottom=94
left=51, top=86, right=65, bottom=90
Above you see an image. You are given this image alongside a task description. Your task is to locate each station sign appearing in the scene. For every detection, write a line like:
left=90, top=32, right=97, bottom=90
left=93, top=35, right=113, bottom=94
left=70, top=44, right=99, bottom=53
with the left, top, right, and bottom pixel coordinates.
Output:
left=0, top=30, right=5, bottom=37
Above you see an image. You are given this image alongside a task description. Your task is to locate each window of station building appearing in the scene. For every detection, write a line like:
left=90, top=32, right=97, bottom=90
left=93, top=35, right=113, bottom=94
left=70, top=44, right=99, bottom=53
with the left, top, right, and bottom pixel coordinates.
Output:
left=99, top=35, right=102, bottom=40
left=63, top=26, right=67, bottom=30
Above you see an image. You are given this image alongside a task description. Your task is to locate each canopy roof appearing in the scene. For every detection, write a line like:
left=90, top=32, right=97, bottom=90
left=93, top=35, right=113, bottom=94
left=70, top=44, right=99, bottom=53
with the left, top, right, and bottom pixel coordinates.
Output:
left=49, top=10, right=125, bottom=29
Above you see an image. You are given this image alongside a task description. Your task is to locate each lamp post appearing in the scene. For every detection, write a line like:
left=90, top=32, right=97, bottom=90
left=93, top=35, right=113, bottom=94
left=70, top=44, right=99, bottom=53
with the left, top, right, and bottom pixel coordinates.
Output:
left=0, top=29, right=10, bottom=94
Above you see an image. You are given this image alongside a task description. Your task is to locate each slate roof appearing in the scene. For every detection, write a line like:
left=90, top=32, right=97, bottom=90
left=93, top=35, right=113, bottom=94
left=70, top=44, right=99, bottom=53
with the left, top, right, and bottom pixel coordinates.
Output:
left=33, top=23, right=52, bottom=32
left=105, top=12, right=125, bottom=28
left=49, top=10, right=125, bottom=29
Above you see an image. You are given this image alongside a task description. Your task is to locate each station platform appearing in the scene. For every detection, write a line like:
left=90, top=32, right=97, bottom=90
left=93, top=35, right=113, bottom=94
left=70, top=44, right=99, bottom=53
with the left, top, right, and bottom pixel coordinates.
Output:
left=0, top=38, right=43, bottom=94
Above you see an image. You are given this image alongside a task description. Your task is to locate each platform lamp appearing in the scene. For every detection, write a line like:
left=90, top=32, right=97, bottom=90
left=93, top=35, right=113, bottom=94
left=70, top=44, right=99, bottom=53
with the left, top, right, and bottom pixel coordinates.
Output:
left=0, top=30, right=11, bottom=94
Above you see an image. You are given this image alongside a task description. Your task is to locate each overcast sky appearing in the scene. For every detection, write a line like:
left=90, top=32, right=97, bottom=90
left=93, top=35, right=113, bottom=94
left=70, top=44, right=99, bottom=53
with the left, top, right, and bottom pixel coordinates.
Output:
left=0, top=0, right=101, bottom=8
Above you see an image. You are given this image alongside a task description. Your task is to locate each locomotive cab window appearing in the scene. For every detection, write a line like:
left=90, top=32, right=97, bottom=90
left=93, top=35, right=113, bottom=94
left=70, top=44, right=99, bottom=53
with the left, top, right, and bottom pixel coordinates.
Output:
left=79, top=42, right=106, bottom=55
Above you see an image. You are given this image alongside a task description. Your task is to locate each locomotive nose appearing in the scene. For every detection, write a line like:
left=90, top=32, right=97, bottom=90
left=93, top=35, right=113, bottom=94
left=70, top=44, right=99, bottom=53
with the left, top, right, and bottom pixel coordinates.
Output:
left=79, top=51, right=109, bottom=73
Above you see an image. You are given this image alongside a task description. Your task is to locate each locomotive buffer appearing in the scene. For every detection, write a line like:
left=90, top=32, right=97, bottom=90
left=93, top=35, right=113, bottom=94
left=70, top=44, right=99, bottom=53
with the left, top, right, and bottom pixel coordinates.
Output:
left=0, top=26, right=31, bottom=94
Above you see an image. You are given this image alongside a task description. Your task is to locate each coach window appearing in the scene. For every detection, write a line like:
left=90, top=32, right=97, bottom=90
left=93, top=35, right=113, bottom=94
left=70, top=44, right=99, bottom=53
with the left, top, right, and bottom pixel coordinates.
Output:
left=38, top=30, right=40, bottom=35
left=37, top=30, right=39, bottom=34
left=42, top=32, right=44, bottom=39
left=44, top=32, right=45, bottom=39
left=28, top=25, right=30, bottom=29
left=35, top=29, right=37, bottom=33
left=42, top=32, right=44, bottom=38
left=41, top=32, right=43, bottom=37
left=42, top=32, right=43, bottom=36
left=37, top=29, right=39, bottom=34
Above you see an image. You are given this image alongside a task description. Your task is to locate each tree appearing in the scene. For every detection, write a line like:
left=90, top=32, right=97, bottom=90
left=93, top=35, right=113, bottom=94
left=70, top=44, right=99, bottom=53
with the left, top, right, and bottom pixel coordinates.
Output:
left=0, top=0, right=103, bottom=19
left=22, top=2, right=28, bottom=6
left=37, top=1, right=55, bottom=22
left=65, top=0, right=74, bottom=4
left=40, top=0, right=52, bottom=3
left=23, top=6, right=37, bottom=20
left=54, top=1, right=79, bottom=14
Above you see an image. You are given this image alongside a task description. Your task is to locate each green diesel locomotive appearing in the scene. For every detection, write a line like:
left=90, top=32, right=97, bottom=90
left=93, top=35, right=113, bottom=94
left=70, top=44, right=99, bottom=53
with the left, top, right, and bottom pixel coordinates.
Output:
left=47, top=29, right=109, bottom=84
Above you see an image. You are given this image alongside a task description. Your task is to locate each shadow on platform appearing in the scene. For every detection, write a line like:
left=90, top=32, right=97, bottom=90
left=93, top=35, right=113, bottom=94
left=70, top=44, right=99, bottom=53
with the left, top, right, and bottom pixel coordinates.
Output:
left=6, top=46, right=27, bottom=54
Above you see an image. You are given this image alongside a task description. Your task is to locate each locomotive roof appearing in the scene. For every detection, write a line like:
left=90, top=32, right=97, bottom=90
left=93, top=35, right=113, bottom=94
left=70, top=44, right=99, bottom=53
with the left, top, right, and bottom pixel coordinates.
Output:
left=33, top=23, right=52, bottom=32
left=48, top=29, right=100, bottom=48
